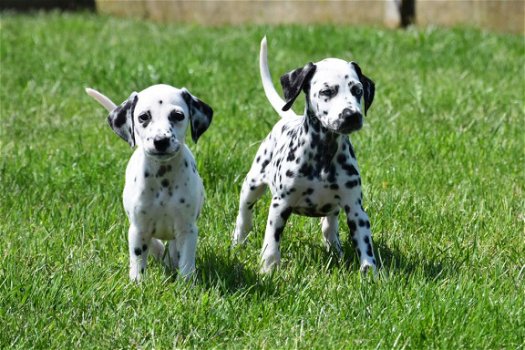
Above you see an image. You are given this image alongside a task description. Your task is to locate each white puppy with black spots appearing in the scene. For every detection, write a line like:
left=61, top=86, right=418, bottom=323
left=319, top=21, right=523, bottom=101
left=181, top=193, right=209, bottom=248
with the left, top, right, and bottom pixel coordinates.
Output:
left=233, top=37, right=377, bottom=273
left=86, top=84, right=213, bottom=281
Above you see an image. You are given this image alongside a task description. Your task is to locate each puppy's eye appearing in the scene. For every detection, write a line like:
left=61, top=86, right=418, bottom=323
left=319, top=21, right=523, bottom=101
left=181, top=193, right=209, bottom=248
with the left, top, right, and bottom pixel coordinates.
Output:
left=319, top=86, right=338, bottom=98
left=138, top=112, right=151, bottom=123
left=169, top=110, right=185, bottom=122
left=351, top=85, right=363, bottom=97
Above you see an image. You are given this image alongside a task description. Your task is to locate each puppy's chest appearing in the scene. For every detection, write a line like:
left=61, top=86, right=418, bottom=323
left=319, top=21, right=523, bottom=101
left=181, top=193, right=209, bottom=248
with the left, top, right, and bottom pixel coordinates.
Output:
left=127, top=163, right=199, bottom=216
left=269, top=143, right=360, bottom=216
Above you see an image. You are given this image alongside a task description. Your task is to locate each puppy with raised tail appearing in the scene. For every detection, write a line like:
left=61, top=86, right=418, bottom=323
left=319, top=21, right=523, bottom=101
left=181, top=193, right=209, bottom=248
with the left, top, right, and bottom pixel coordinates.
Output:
left=233, top=37, right=377, bottom=273
left=86, top=84, right=213, bottom=281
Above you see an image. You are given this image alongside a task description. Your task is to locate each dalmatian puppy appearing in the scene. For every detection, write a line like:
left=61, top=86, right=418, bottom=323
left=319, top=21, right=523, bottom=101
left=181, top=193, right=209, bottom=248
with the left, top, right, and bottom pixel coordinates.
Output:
left=233, top=37, right=377, bottom=273
left=86, top=84, right=213, bottom=281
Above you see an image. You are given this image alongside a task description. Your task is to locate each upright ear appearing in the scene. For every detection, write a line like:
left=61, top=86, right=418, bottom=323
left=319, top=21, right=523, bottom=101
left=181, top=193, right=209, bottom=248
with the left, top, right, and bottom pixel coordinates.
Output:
left=351, top=62, right=375, bottom=115
left=280, top=62, right=317, bottom=111
left=107, top=92, right=138, bottom=147
left=181, top=88, right=213, bottom=143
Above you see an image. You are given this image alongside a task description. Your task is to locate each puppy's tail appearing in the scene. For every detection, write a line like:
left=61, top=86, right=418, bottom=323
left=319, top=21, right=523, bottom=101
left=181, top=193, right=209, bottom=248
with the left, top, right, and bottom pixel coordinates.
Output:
left=260, top=36, right=297, bottom=119
left=85, top=87, right=117, bottom=112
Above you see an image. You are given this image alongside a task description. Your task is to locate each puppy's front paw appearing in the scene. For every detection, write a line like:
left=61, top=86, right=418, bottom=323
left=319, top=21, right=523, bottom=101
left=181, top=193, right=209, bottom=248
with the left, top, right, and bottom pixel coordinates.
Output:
left=359, top=260, right=377, bottom=275
left=129, top=269, right=144, bottom=282
left=232, top=222, right=251, bottom=246
left=260, top=253, right=280, bottom=274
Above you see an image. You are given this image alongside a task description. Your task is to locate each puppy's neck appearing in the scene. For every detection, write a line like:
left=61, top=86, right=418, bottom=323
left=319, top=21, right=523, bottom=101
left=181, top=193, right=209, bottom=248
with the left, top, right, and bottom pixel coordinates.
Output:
left=304, top=107, right=342, bottom=165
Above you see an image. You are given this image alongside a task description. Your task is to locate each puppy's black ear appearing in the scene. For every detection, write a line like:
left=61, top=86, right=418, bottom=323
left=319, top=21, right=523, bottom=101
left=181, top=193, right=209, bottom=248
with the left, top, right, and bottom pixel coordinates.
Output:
left=351, top=62, right=375, bottom=115
left=107, top=92, right=138, bottom=147
left=181, top=88, right=213, bottom=143
left=280, top=62, right=317, bottom=111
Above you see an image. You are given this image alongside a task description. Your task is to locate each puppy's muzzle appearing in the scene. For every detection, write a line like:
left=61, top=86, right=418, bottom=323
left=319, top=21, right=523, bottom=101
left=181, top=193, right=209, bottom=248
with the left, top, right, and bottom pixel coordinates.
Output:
left=338, top=108, right=363, bottom=133
left=154, top=136, right=171, bottom=153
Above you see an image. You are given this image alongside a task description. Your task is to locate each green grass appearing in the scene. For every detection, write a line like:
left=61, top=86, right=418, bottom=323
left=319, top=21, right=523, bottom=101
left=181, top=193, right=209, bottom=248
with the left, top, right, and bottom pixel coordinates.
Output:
left=1, top=11, right=524, bottom=349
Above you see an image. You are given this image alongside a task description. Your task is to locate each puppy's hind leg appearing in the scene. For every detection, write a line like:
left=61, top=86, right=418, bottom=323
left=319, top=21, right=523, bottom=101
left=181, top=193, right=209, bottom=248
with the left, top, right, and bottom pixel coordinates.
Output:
left=148, top=238, right=165, bottom=261
left=321, top=213, right=343, bottom=259
left=233, top=173, right=267, bottom=245
left=163, top=239, right=179, bottom=272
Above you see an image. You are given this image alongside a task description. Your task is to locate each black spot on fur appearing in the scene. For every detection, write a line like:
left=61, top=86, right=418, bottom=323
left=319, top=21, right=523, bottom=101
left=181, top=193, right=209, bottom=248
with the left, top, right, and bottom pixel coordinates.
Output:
left=161, top=179, right=170, bottom=187
left=299, top=163, right=314, bottom=178
left=345, top=179, right=359, bottom=188
left=272, top=202, right=279, bottom=208
left=134, top=248, right=142, bottom=256
left=366, top=244, right=373, bottom=257
left=348, top=219, right=357, bottom=234
left=180, top=198, right=185, bottom=203
left=342, top=163, right=359, bottom=176
left=285, top=170, right=294, bottom=178
left=320, top=204, right=332, bottom=212
left=142, top=244, right=148, bottom=251
left=144, top=171, right=150, bottom=178
left=157, top=166, right=167, bottom=177
left=274, top=226, right=284, bottom=242
left=348, top=143, right=356, bottom=159
left=281, top=207, right=292, bottom=220
left=303, top=188, right=314, bottom=196
left=260, top=159, right=270, bottom=173
left=329, top=183, right=339, bottom=190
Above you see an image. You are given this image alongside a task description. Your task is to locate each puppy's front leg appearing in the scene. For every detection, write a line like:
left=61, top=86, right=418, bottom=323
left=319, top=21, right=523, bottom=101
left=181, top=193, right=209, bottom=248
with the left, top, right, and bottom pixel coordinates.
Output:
left=343, top=204, right=377, bottom=273
left=128, top=225, right=150, bottom=281
left=260, top=199, right=292, bottom=273
left=176, top=223, right=198, bottom=280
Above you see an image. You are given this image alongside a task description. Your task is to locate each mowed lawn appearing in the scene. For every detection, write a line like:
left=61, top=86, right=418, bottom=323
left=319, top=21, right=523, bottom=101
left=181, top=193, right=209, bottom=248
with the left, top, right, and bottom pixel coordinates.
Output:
left=0, top=11, right=523, bottom=349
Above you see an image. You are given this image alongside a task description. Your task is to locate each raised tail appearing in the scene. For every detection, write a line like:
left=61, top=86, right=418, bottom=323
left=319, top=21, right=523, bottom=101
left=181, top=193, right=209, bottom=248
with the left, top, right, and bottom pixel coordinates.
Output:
left=260, top=36, right=297, bottom=119
left=85, top=87, right=117, bottom=112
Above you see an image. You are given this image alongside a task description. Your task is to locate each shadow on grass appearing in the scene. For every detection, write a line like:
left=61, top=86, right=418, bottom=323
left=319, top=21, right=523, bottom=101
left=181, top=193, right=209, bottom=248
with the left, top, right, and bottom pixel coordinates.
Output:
left=195, top=246, right=279, bottom=297
left=191, top=233, right=455, bottom=295
left=370, top=238, right=456, bottom=281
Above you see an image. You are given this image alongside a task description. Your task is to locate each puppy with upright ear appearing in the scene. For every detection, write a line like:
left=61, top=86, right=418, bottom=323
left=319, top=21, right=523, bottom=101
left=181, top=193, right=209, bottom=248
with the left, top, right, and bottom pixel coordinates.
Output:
left=107, top=92, right=138, bottom=147
left=181, top=88, right=213, bottom=143
left=233, top=37, right=379, bottom=275
left=280, top=63, right=317, bottom=111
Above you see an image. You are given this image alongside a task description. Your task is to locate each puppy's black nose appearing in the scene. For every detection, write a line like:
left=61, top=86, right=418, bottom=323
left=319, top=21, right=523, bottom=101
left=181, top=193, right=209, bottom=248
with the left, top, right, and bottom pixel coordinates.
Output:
left=341, top=108, right=361, bottom=121
left=153, top=137, right=171, bottom=152
left=340, top=108, right=363, bottom=132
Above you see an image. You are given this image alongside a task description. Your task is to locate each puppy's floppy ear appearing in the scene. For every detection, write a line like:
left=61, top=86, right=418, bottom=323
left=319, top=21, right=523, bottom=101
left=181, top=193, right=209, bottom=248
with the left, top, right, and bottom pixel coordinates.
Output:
left=280, top=62, right=317, bottom=111
left=181, top=88, right=213, bottom=143
left=107, top=92, right=138, bottom=147
left=351, top=62, right=375, bottom=115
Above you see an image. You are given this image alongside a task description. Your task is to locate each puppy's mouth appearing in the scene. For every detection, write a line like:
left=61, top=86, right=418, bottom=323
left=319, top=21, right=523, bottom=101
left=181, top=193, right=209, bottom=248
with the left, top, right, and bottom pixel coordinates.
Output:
left=335, top=116, right=363, bottom=134
left=145, top=145, right=181, bottom=160
left=337, top=122, right=362, bottom=134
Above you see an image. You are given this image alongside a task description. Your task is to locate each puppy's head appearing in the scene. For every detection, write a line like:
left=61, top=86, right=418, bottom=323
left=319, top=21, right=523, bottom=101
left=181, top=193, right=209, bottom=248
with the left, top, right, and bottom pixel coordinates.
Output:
left=107, top=84, right=213, bottom=160
left=280, top=59, right=374, bottom=134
